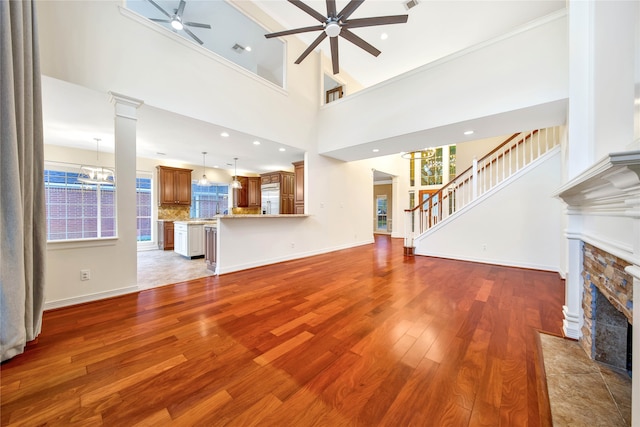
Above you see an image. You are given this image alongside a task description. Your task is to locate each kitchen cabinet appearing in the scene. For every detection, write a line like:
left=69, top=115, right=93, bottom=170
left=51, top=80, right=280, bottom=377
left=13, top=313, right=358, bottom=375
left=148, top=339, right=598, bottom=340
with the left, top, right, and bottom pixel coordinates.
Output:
left=293, top=161, right=304, bottom=214
left=174, top=222, right=204, bottom=258
left=204, top=225, right=217, bottom=272
left=247, top=177, right=261, bottom=208
left=234, top=176, right=260, bottom=208
left=157, top=220, right=174, bottom=250
left=157, top=166, right=192, bottom=206
left=260, top=171, right=295, bottom=214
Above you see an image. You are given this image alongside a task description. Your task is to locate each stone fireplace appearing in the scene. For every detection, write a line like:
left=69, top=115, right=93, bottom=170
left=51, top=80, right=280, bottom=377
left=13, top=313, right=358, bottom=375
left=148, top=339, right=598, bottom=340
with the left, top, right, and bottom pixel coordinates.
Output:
left=555, top=150, right=640, bottom=424
left=581, top=243, right=633, bottom=372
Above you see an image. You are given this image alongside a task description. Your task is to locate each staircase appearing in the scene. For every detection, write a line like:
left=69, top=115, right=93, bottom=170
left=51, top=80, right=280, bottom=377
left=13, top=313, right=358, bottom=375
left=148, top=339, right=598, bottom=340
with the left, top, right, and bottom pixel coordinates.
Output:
left=404, top=126, right=564, bottom=257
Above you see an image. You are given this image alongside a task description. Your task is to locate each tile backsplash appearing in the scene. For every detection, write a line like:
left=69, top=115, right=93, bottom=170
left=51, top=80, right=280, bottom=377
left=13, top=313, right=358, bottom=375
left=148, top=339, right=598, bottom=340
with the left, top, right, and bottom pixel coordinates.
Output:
left=158, top=205, right=190, bottom=220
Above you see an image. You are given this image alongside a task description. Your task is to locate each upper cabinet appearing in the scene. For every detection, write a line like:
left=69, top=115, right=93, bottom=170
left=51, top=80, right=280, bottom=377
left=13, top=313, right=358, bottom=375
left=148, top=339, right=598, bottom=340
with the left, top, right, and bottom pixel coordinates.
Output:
left=157, top=166, right=192, bottom=206
left=234, top=176, right=260, bottom=208
left=293, top=161, right=304, bottom=214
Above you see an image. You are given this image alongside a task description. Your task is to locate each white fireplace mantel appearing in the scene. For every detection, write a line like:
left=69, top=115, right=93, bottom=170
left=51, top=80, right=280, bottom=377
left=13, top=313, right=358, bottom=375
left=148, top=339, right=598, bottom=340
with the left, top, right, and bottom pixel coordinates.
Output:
left=556, top=150, right=640, bottom=266
left=555, top=150, right=640, bottom=426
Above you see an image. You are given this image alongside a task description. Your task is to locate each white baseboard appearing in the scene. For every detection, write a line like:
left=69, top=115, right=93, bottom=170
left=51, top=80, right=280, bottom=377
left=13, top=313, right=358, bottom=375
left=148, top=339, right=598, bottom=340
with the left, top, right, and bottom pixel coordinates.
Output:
left=44, top=285, right=139, bottom=311
left=218, top=239, right=375, bottom=275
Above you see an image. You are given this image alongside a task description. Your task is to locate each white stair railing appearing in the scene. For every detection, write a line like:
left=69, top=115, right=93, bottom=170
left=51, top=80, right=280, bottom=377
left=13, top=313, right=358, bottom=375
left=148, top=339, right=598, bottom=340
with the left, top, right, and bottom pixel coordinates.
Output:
left=404, top=126, right=562, bottom=251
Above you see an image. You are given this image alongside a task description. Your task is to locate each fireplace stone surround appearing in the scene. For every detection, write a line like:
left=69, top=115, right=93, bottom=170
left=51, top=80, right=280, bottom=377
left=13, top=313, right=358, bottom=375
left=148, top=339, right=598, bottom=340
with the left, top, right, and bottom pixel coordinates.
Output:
left=581, top=242, right=633, bottom=371
left=556, top=150, right=640, bottom=425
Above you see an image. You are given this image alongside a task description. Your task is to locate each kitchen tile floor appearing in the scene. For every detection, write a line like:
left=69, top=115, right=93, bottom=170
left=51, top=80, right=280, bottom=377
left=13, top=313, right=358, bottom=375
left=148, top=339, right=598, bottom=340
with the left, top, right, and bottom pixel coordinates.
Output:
left=540, top=333, right=631, bottom=426
left=137, top=249, right=215, bottom=290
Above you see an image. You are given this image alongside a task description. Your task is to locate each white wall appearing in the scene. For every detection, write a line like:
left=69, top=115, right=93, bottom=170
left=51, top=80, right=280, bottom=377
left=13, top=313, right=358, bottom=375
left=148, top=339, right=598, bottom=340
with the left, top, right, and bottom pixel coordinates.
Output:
left=217, top=152, right=376, bottom=274
left=317, top=12, right=568, bottom=159
left=414, top=149, right=564, bottom=272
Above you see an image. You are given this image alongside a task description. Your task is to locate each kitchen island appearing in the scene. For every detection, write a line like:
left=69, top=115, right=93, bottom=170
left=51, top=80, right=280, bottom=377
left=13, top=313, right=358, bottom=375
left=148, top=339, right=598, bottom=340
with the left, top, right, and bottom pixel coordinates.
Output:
left=173, top=220, right=217, bottom=259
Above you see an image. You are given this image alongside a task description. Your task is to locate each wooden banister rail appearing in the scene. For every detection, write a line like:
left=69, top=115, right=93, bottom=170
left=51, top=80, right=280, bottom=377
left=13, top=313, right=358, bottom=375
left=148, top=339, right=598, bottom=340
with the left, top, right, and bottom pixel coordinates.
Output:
left=403, top=127, right=557, bottom=247
left=404, top=132, right=523, bottom=216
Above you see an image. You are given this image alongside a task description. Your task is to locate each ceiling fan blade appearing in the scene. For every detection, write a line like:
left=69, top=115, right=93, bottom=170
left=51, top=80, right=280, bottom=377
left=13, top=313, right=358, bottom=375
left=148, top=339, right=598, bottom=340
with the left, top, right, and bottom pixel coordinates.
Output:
left=183, top=26, right=204, bottom=45
left=326, top=0, right=337, bottom=18
left=288, top=0, right=327, bottom=23
left=176, top=0, right=186, bottom=17
left=340, top=28, right=381, bottom=57
left=150, top=18, right=171, bottom=24
left=345, top=15, right=409, bottom=29
left=145, top=0, right=171, bottom=19
left=265, top=25, right=324, bottom=39
left=184, top=21, right=212, bottom=29
left=330, top=36, right=339, bottom=74
left=295, top=32, right=327, bottom=64
left=337, top=0, right=364, bottom=21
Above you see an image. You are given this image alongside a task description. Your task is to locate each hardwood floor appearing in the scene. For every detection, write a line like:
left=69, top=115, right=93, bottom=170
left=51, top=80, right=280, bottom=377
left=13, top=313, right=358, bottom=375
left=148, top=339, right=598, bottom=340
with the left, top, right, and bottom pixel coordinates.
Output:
left=1, top=236, right=564, bottom=426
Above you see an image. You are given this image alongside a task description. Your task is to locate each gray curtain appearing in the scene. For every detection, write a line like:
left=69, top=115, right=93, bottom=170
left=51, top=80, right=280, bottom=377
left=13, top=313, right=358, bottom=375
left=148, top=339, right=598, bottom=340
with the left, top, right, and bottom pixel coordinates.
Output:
left=0, top=0, right=46, bottom=362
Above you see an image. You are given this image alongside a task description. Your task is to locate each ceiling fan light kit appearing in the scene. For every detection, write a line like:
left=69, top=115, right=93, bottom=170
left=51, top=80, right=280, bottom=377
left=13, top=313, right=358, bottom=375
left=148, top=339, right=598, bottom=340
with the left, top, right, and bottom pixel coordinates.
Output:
left=264, top=0, right=408, bottom=75
left=145, top=0, right=212, bottom=45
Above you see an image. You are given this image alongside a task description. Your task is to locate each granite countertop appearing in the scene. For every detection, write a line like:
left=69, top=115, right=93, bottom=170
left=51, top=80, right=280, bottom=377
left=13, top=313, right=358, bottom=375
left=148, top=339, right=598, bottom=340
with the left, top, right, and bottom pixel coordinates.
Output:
left=173, top=219, right=219, bottom=225
left=217, top=214, right=309, bottom=219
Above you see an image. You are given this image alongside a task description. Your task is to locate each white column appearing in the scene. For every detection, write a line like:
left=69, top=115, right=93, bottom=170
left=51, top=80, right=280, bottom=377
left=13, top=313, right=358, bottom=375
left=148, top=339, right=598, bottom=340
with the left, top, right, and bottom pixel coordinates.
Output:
left=108, top=92, right=143, bottom=286
left=563, top=214, right=584, bottom=339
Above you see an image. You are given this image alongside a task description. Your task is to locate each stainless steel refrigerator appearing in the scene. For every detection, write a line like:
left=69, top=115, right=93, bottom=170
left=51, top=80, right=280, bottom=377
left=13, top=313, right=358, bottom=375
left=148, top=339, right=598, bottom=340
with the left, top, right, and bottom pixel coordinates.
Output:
left=261, top=183, right=280, bottom=215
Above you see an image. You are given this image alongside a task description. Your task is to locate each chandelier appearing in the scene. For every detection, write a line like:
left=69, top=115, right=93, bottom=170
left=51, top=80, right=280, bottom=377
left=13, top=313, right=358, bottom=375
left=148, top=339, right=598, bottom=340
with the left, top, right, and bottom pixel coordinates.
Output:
left=78, top=138, right=115, bottom=185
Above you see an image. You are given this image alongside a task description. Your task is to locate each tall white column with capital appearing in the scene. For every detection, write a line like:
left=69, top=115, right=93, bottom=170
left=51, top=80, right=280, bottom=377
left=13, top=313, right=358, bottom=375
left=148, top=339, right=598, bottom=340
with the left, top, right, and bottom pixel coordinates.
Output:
left=109, top=92, right=143, bottom=285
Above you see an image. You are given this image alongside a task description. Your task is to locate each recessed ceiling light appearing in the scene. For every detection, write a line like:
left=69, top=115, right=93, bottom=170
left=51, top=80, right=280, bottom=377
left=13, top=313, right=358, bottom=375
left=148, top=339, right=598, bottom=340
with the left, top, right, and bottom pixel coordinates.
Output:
left=380, top=33, right=388, bottom=40
left=279, top=147, right=286, bottom=152
left=245, top=46, right=252, bottom=52
left=253, top=140, right=261, bottom=145
left=372, top=148, right=380, bottom=152
left=221, top=132, right=229, bottom=137
left=464, top=130, right=474, bottom=135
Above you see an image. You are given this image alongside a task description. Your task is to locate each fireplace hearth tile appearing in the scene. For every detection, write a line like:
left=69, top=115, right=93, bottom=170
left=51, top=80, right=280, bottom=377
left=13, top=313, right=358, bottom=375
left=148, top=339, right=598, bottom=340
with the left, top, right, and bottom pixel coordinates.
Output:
left=540, top=333, right=630, bottom=427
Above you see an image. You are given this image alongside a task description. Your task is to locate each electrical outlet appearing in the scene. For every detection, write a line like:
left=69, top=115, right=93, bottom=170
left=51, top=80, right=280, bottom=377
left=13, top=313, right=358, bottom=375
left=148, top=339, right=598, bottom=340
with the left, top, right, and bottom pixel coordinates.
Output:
left=291, top=242, right=295, bottom=248
left=482, top=244, right=487, bottom=251
left=80, top=269, right=91, bottom=281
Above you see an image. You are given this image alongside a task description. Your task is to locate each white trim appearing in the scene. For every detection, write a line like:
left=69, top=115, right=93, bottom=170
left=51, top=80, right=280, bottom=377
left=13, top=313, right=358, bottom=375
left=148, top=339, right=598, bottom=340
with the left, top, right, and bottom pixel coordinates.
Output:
left=118, top=6, right=287, bottom=96
left=321, top=9, right=567, bottom=105
left=44, top=285, right=139, bottom=311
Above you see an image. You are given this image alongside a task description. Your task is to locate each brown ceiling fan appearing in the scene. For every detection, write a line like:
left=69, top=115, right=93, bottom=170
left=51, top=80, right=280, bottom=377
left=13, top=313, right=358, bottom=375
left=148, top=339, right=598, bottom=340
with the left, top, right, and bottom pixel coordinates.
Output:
left=265, top=0, right=409, bottom=75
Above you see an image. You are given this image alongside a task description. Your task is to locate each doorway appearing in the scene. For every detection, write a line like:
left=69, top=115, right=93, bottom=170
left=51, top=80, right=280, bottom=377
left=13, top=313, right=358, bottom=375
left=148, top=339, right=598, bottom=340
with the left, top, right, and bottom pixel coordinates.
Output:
left=373, top=170, right=394, bottom=235
left=419, top=190, right=439, bottom=228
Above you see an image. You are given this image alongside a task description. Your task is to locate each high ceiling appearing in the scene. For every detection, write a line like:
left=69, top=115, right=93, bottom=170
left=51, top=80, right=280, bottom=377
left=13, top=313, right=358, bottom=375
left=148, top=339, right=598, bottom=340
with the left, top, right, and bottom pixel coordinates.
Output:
left=40, top=0, right=566, bottom=174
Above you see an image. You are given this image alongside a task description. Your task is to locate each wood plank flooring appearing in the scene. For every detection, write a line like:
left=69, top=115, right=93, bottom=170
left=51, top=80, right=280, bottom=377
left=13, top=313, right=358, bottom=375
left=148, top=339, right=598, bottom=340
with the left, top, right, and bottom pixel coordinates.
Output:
left=1, top=236, right=565, bottom=426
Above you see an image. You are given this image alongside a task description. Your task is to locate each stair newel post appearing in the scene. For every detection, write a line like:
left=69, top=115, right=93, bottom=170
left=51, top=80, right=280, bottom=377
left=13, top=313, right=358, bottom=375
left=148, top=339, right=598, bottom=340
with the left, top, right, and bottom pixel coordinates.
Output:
left=403, top=209, right=414, bottom=256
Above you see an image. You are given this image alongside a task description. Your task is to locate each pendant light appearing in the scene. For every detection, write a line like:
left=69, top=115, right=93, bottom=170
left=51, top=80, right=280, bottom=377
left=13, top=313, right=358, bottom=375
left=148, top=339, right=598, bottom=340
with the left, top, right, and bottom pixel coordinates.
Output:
left=231, top=157, right=242, bottom=189
left=78, top=138, right=115, bottom=185
left=198, top=151, right=211, bottom=186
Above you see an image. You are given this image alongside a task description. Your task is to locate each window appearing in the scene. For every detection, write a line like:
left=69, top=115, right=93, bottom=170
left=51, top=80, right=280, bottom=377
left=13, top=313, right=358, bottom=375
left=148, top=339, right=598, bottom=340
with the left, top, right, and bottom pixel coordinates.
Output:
left=136, top=174, right=152, bottom=242
left=45, top=164, right=116, bottom=241
left=376, top=195, right=388, bottom=232
left=421, top=148, right=443, bottom=186
left=449, top=145, right=457, bottom=180
left=409, top=152, right=416, bottom=187
left=190, top=183, right=229, bottom=218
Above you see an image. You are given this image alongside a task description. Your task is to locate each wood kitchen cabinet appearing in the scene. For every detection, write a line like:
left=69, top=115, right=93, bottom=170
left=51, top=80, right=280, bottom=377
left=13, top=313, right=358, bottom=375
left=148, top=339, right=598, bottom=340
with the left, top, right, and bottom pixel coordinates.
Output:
left=234, top=176, right=261, bottom=208
left=204, top=225, right=217, bottom=272
left=157, top=166, right=192, bottom=206
left=260, top=171, right=295, bottom=214
left=157, top=220, right=174, bottom=250
left=247, top=177, right=261, bottom=208
left=293, top=161, right=304, bottom=214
